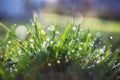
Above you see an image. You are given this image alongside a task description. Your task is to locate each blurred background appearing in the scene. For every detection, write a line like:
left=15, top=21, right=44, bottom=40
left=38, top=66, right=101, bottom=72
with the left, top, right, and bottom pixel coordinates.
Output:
left=0, top=0, right=120, bottom=49
left=0, top=0, right=120, bottom=20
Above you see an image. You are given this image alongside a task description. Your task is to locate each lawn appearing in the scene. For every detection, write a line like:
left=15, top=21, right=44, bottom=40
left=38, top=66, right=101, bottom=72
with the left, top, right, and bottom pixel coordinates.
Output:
left=0, top=13, right=120, bottom=80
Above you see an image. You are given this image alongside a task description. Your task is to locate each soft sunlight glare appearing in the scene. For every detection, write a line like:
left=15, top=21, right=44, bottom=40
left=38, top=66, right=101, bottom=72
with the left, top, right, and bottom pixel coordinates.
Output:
left=15, top=25, right=28, bottom=40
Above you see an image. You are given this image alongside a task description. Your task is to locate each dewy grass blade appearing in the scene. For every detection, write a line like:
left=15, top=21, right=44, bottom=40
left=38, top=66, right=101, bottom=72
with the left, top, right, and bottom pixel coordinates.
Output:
left=55, top=22, right=72, bottom=59
left=0, top=23, right=11, bottom=32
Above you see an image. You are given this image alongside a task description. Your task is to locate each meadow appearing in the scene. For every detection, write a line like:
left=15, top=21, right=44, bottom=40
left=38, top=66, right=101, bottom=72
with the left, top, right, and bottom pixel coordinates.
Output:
left=0, top=14, right=120, bottom=80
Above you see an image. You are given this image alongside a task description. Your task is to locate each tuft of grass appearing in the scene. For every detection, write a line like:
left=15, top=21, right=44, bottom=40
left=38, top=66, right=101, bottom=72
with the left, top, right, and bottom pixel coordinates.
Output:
left=0, top=18, right=120, bottom=80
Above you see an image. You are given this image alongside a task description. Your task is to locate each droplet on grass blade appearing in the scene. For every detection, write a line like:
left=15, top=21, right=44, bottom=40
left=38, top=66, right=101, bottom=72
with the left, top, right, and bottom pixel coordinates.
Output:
left=42, top=41, right=47, bottom=48
left=110, top=36, right=113, bottom=40
left=72, top=26, right=76, bottom=31
left=81, top=42, right=83, bottom=45
left=41, top=29, right=46, bottom=35
left=74, top=13, right=83, bottom=25
left=29, top=39, right=34, bottom=43
left=48, top=63, right=51, bottom=66
left=32, top=22, right=35, bottom=26
left=50, top=41, right=53, bottom=44
left=15, top=25, right=28, bottom=40
left=46, top=37, right=50, bottom=41
left=55, top=31, right=60, bottom=34
left=100, top=48, right=104, bottom=54
left=8, top=41, right=11, bottom=44
left=96, top=32, right=101, bottom=37
left=72, top=50, right=75, bottom=53
left=57, top=60, right=60, bottom=64
left=96, top=60, right=100, bottom=64
left=48, top=25, right=55, bottom=31
left=79, top=48, right=82, bottom=50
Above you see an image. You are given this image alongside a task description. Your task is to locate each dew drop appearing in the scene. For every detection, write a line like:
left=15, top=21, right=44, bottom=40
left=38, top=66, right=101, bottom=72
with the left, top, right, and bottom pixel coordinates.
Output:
left=57, top=60, right=60, bottom=64
left=55, top=31, right=60, bottom=34
left=15, top=25, right=28, bottom=40
left=41, top=29, right=46, bottom=35
left=76, top=38, right=79, bottom=41
left=100, top=48, right=104, bottom=54
left=8, top=41, right=11, bottom=44
left=79, top=48, right=82, bottom=50
left=50, top=41, right=53, bottom=44
left=96, top=32, right=101, bottom=37
left=72, top=26, right=76, bottom=31
left=48, top=25, right=55, bottom=31
left=81, top=42, right=83, bottom=45
left=68, top=52, right=70, bottom=55
left=110, top=36, right=113, bottom=40
left=29, top=39, right=34, bottom=43
left=14, top=24, right=16, bottom=26
left=72, top=50, right=75, bottom=53
left=10, top=68, right=13, bottom=72
left=32, top=23, right=35, bottom=26
left=46, top=37, right=50, bottom=42
left=48, top=63, right=51, bottom=66
left=96, top=60, right=100, bottom=64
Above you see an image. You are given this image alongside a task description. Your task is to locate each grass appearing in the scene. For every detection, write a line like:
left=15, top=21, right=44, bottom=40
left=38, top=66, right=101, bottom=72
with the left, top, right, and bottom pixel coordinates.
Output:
left=0, top=17, right=120, bottom=80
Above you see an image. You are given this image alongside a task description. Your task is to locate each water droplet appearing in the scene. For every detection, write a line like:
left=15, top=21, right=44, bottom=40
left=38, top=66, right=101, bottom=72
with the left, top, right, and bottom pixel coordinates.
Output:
left=96, top=60, right=100, bottom=64
left=17, top=47, right=22, bottom=54
left=29, top=39, right=34, bottom=43
left=48, top=63, right=51, bottom=66
left=8, top=41, right=11, bottom=44
left=79, top=48, right=82, bottom=50
left=14, top=24, right=16, bottom=26
left=72, top=50, right=75, bottom=53
left=68, top=52, right=70, bottom=55
left=76, top=38, right=79, bottom=41
left=72, top=26, right=76, bottom=31
left=41, top=29, right=46, bottom=35
left=89, top=42, right=94, bottom=47
left=10, top=68, right=13, bottom=72
left=32, top=23, right=35, bottom=26
left=100, top=48, right=104, bottom=54
left=12, top=64, right=16, bottom=67
left=50, top=41, right=53, bottom=44
left=74, top=14, right=83, bottom=25
left=15, top=25, right=28, bottom=40
left=43, top=41, right=47, bottom=48
left=55, top=31, right=60, bottom=34
left=110, top=36, right=113, bottom=40
left=81, top=42, right=83, bottom=45
left=96, top=32, right=101, bottom=37
left=57, top=60, right=60, bottom=64
left=46, top=37, right=50, bottom=42
left=48, top=25, right=55, bottom=31
left=103, top=46, right=106, bottom=49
